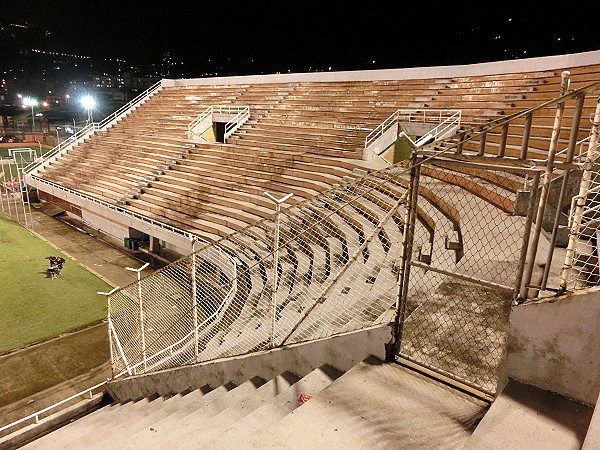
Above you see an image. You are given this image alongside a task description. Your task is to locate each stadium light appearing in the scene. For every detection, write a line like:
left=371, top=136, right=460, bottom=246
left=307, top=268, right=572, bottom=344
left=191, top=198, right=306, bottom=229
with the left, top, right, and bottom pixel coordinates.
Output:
left=23, top=97, right=38, bottom=131
left=80, top=95, right=96, bottom=124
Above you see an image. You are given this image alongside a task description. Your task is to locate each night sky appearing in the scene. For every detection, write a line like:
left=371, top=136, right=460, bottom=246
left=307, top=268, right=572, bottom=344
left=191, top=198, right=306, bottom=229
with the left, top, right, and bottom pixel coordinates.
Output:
left=3, top=1, right=600, bottom=76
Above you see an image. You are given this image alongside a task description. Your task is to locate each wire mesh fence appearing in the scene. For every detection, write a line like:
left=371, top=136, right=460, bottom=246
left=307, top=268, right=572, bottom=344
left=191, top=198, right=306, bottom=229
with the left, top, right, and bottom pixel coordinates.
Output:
left=106, top=121, right=600, bottom=395
left=569, top=171, right=600, bottom=288
left=561, top=125, right=600, bottom=291
left=397, top=157, right=533, bottom=395
left=108, top=164, right=412, bottom=376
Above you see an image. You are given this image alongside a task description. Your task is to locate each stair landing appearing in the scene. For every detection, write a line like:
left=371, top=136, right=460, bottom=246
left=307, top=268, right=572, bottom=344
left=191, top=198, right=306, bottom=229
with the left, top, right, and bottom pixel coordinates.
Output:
left=240, top=356, right=489, bottom=449
left=464, top=379, right=594, bottom=450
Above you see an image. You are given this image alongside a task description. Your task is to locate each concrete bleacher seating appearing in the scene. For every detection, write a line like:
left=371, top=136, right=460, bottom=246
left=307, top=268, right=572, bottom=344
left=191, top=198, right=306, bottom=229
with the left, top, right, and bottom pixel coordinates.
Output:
left=28, top=59, right=600, bottom=244
left=12, top=50, right=600, bottom=450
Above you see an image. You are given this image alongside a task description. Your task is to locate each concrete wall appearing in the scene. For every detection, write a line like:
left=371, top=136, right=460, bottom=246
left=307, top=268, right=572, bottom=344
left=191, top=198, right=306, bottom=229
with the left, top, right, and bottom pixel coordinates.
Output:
left=106, top=323, right=391, bottom=402
left=500, top=287, right=600, bottom=406
left=161, top=50, right=600, bottom=87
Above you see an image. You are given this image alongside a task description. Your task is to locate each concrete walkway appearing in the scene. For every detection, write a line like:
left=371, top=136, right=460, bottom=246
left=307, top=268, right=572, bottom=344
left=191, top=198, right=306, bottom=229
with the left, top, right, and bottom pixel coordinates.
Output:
left=0, top=203, right=156, bottom=434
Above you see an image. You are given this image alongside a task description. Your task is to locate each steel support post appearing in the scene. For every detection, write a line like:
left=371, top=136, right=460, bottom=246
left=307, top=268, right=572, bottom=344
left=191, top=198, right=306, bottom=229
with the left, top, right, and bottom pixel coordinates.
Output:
left=540, top=94, right=585, bottom=288
left=390, top=152, right=420, bottom=359
left=560, top=96, right=600, bottom=292
left=520, top=71, right=570, bottom=299
left=126, top=263, right=149, bottom=370
left=98, top=287, right=121, bottom=376
left=264, top=191, right=293, bottom=348
left=190, top=237, right=199, bottom=361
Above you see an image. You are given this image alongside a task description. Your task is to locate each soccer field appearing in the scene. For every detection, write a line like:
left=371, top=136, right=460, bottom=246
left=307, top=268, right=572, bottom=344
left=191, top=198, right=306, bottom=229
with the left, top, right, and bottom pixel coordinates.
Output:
left=0, top=213, right=111, bottom=354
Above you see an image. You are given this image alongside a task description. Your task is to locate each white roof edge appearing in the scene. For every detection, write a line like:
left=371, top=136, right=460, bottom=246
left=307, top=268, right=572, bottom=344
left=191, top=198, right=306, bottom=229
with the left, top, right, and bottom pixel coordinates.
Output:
left=161, top=50, right=600, bottom=87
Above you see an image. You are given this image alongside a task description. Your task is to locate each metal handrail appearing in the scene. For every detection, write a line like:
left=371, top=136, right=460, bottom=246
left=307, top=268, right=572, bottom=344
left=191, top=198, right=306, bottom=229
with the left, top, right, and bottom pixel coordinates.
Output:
left=224, top=106, right=250, bottom=139
left=431, top=79, right=600, bottom=160
left=523, top=136, right=592, bottom=188
left=25, top=175, right=209, bottom=246
left=0, top=381, right=108, bottom=433
left=188, top=105, right=250, bottom=137
left=23, top=81, right=162, bottom=174
left=414, top=111, right=462, bottom=145
left=365, top=109, right=462, bottom=149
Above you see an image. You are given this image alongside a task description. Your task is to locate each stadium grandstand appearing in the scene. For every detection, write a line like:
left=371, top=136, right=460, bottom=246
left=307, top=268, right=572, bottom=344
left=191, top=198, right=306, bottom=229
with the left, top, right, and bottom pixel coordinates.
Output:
left=1, top=49, right=600, bottom=448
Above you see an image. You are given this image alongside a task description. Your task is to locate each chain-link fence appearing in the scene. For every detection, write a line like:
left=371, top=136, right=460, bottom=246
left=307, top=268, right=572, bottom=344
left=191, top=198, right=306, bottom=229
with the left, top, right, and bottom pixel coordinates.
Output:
left=106, top=86, right=600, bottom=395
left=397, top=156, right=537, bottom=396
left=108, top=165, right=414, bottom=376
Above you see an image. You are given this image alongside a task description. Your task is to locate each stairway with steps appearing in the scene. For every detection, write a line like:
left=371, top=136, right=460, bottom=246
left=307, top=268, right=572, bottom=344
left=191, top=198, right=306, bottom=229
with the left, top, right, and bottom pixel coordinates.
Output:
left=3, top=354, right=596, bottom=449
left=9, top=356, right=491, bottom=450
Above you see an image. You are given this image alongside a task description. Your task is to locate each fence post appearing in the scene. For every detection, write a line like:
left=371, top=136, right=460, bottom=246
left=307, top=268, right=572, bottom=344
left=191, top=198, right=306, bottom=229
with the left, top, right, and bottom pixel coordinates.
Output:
left=264, top=191, right=293, bottom=348
left=540, top=94, right=586, bottom=289
left=126, top=263, right=149, bottom=371
left=388, top=154, right=420, bottom=360
left=97, top=287, right=121, bottom=376
left=514, top=172, right=541, bottom=302
left=560, top=96, right=600, bottom=292
left=520, top=71, right=570, bottom=299
left=190, top=237, right=199, bottom=362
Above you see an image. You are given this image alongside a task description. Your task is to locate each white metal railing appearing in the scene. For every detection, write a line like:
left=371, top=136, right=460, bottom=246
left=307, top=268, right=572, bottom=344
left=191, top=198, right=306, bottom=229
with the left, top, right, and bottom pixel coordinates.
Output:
left=188, top=105, right=250, bottom=140
left=224, top=106, right=250, bottom=139
left=414, top=110, right=462, bottom=146
left=364, top=109, right=462, bottom=149
left=24, top=175, right=209, bottom=246
left=23, top=81, right=162, bottom=175
left=0, top=381, right=107, bottom=434
left=108, top=240, right=239, bottom=377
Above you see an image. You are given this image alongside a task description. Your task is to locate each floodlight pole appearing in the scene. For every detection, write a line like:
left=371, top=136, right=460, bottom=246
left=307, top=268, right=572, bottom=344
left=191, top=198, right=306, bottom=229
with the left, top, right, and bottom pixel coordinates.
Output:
left=264, top=191, right=293, bottom=348
left=97, top=287, right=121, bottom=375
left=126, top=263, right=150, bottom=370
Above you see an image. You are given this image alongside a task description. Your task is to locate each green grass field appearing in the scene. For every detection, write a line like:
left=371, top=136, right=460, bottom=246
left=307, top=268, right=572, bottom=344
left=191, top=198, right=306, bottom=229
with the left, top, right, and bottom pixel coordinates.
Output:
left=0, top=213, right=111, bottom=354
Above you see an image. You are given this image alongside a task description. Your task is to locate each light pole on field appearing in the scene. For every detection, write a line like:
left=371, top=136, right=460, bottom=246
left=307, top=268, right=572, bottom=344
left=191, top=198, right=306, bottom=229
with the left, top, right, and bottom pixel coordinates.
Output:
left=23, top=97, right=38, bottom=131
left=81, top=96, right=96, bottom=125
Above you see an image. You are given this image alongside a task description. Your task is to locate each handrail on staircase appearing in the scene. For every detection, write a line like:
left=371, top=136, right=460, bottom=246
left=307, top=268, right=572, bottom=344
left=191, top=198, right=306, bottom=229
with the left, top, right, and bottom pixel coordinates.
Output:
left=188, top=105, right=250, bottom=139
left=364, top=109, right=462, bottom=149
left=0, top=380, right=108, bottom=434
left=23, top=81, right=163, bottom=175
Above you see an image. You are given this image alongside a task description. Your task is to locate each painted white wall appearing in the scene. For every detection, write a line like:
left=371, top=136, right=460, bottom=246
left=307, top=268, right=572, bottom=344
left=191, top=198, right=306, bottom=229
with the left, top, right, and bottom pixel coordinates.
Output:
left=107, top=324, right=391, bottom=402
left=162, top=50, right=600, bottom=87
left=500, top=287, right=600, bottom=406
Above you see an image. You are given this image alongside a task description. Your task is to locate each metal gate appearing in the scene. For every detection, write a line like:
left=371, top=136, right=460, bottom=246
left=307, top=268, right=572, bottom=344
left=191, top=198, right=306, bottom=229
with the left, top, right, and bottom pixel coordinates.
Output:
left=395, top=155, right=540, bottom=398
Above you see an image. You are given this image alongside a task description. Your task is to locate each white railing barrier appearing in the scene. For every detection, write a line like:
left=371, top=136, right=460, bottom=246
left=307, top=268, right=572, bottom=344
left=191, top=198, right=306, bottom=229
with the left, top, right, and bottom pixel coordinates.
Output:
left=23, top=176, right=209, bottom=246
left=224, top=106, right=250, bottom=139
left=188, top=105, right=250, bottom=140
left=364, top=109, right=462, bottom=149
left=0, top=381, right=108, bottom=434
left=23, top=81, right=162, bottom=175
left=109, top=244, right=239, bottom=378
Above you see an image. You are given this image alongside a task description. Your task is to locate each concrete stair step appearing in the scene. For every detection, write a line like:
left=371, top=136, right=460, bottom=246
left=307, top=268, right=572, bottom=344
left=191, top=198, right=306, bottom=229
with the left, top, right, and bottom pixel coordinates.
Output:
left=18, top=402, right=126, bottom=449
left=64, top=386, right=218, bottom=447
left=463, top=379, right=594, bottom=450
left=160, top=371, right=303, bottom=447
left=19, top=400, right=132, bottom=449
left=48, top=396, right=167, bottom=448
left=119, top=377, right=267, bottom=448
left=238, top=355, right=490, bottom=449
left=203, top=364, right=345, bottom=450
left=19, top=385, right=225, bottom=449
